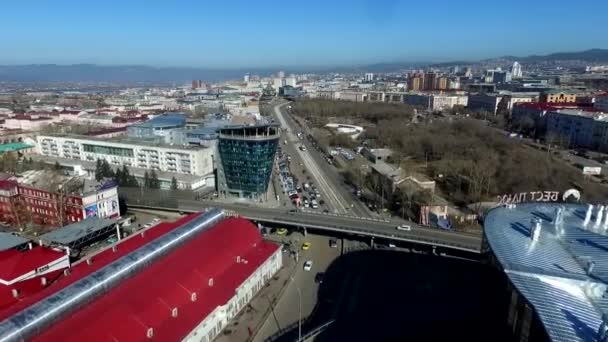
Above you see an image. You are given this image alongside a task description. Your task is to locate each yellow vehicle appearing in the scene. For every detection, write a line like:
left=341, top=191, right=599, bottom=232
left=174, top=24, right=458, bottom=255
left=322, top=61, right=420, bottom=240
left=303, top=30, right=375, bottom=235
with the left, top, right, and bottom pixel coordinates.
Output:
left=302, top=242, right=311, bottom=250
left=277, top=228, right=288, bottom=236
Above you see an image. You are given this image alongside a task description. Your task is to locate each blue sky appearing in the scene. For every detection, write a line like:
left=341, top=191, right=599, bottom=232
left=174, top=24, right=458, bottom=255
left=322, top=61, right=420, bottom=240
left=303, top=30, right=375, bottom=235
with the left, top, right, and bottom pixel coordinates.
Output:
left=1, top=0, right=607, bottom=68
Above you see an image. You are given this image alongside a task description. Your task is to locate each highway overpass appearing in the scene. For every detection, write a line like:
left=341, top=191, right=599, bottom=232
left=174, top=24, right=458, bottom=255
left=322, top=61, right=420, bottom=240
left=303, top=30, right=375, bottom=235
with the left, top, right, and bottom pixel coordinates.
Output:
left=128, top=199, right=482, bottom=254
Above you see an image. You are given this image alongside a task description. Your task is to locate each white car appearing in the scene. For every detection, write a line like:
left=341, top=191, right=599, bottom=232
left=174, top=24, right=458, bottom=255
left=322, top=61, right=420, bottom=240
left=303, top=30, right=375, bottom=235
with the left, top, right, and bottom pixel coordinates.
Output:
left=303, top=260, right=313, bottom=271
left=396, top=224, right=412, bottom=231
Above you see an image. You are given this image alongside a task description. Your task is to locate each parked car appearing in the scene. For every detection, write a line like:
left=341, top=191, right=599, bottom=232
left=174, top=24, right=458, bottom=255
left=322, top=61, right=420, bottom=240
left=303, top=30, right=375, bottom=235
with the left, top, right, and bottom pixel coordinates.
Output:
left=303, top=260, right=313, bottom=271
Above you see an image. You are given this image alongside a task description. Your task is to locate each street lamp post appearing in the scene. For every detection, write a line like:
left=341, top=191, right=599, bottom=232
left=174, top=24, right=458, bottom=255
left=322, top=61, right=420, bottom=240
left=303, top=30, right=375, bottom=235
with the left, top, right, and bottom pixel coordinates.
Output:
left=290, top=276, right=302, bottom=341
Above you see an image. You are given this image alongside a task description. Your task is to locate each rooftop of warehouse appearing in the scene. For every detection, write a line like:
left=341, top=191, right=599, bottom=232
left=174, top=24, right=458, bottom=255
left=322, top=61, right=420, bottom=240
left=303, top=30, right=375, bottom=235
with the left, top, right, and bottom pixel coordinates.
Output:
left=31, top=215, right=279, bottom=342
left=0, top=213, right=205, bottom=320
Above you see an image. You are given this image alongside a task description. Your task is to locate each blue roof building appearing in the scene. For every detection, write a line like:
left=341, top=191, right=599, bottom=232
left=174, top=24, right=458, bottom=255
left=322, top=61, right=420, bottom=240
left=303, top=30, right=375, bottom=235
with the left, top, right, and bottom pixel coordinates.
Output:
left=127, top=113, right=186, bottom=143
left=483, top=203, right=608, bottom=342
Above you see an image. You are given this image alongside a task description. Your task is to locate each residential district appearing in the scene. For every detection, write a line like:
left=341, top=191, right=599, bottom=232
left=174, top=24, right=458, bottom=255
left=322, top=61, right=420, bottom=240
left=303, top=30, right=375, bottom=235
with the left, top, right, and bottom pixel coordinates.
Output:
left=0, top=60, right=606, bottom=341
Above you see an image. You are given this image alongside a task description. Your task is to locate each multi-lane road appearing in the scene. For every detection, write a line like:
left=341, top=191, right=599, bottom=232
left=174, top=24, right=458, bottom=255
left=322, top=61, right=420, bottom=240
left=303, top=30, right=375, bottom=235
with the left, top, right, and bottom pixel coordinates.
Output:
left=161, top=199, right=482, bottom=253
left=273, top=102, right=372, bottom=217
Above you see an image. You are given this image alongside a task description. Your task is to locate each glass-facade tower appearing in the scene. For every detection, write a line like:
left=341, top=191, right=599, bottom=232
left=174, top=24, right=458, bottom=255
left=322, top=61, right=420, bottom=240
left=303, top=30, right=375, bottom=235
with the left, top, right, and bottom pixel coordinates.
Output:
left=217, top=125, right=279, bottom=199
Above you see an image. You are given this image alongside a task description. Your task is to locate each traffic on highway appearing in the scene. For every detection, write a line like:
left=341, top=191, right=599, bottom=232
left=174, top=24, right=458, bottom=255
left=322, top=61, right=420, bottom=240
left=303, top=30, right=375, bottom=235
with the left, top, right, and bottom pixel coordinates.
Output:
left=273, top=102, right=373, bottom=217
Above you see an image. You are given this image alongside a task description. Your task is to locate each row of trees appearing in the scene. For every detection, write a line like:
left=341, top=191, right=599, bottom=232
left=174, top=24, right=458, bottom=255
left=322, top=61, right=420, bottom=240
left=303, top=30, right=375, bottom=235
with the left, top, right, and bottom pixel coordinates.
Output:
left=94, top=159, right=179, bottom=190
left=291, top=99, right=416, bottom=127
left=0, top=154, right=60, bottom=175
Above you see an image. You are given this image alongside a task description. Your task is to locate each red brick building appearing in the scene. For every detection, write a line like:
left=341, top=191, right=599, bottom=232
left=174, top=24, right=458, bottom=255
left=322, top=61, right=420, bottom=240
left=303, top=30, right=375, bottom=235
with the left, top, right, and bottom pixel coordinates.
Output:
left=0, top=181, right=20, bottom=226
left=0, top=171, right=119, bottom=229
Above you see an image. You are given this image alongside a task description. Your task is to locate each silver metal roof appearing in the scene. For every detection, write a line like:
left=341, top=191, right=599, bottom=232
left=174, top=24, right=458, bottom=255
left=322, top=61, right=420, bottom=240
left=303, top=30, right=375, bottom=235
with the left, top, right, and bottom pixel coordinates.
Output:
left=39, top=217, right=118, bottom=245
left=0, top=233, right=28, bottom=251
left=484, top=203, right=608, bottom=342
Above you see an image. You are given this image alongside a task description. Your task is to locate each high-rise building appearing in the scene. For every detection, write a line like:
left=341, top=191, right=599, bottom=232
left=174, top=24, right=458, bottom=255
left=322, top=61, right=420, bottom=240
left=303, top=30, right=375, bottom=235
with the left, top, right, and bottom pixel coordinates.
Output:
left=273, top=77, right=285, bottom=90
left=463, top=67, right=473, bottom=78
left=511, top=61, right=523, bottom=79
left=408, top=74, right=424, bottom=91
left=365, top=73, right=374, bottom=82
left=423, top=72, right=438, bottom=90
left=244, top=74, right=250, bottom=83
left=278, top=71, right=285, bottom=79
left=285, top=77, right=297, bottom=87
left=436, top=77, right=449, bottom=90
left=216, top=124, right=279, bottom=199
left=191, top=80, right=202, bottom=89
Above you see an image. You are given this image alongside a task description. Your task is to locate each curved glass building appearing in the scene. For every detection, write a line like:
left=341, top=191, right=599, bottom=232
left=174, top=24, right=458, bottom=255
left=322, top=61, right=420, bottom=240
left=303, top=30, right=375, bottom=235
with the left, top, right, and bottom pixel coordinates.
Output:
left=217, top=124, right=279, bottom=199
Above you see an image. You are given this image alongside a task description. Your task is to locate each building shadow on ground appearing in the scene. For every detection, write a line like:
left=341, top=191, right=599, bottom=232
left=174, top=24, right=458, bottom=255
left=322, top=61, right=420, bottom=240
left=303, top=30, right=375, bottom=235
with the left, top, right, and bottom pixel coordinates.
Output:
left=270, top=249, right=512, bottom=342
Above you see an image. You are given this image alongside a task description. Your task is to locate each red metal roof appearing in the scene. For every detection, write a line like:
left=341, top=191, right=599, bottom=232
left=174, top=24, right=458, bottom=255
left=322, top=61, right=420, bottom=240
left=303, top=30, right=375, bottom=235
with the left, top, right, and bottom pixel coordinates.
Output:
left=0, top=247, right=65, bottom=283
left=30, top=216, right=279, bottom=341
left=514, top=102, right=596, bottom=111
left=0, top=180, right=17, bottom=191
left=0, top=214, right=201, bottom=322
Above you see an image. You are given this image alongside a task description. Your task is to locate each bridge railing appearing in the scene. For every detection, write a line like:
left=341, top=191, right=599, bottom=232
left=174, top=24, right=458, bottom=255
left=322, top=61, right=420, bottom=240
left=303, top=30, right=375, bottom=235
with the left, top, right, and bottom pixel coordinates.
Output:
left=126, top=201, right=481, bottom=252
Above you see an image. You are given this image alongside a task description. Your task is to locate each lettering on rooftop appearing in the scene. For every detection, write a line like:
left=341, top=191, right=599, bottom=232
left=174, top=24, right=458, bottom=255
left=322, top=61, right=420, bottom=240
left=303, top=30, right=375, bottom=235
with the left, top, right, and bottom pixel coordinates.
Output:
left=497, top=189, right=581, bottom=205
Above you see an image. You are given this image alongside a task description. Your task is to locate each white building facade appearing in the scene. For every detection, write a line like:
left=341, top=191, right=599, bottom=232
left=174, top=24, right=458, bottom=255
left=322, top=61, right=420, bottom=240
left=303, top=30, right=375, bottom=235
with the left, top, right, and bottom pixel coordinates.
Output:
left=182, top=246, right=282, bottom=342
left=36, top=135, right=215, bottom=177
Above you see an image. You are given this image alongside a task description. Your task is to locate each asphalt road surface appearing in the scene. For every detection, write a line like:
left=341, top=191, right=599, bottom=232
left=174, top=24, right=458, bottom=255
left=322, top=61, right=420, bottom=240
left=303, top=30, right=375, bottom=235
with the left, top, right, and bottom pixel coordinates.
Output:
left=274, top=103, right=350, bottom=214
left=175, top=200, right=482, bottom=252
left=273, top=102, right=372, bottom=217
left=253, top=233, right=341, bottom=342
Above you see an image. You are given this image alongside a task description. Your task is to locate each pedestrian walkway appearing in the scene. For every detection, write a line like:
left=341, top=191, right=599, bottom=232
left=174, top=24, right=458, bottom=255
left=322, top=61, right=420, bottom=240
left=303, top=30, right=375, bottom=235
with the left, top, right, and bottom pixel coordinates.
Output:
left=215, top=252, right=296, bottom=342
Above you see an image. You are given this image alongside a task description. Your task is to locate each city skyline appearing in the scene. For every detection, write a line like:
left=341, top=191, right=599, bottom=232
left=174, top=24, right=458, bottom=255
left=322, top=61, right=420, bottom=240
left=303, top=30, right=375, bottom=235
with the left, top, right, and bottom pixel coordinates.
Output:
left=1, top=0, right=607, bottom=68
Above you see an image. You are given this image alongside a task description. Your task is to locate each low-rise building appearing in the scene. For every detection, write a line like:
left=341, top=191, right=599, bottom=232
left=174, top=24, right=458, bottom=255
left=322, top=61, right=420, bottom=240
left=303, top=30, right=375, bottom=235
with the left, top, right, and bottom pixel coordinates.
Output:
left=468, top=93, right=504, bottom=115
left=361, top=147, right=393, bottom=163
left=3, top=115, right=56, bottom=130
left=0, top=210, right=282, bottom=342
left=497, top=92, right=539, bottom=113
left=36, top=135, right=214, bottom=181
left=370, top=161, right=405, bottom=199
left=511, top=102, right=582, bottom=136
left=595, top=93, right=608, bottom=111
left=545, top=108, right=608, bottom=152
left=540, top=89, right=578, bottom=104
left=0, top=170, right=119, bottom=228
left=126, top=113, right=186, bottom=143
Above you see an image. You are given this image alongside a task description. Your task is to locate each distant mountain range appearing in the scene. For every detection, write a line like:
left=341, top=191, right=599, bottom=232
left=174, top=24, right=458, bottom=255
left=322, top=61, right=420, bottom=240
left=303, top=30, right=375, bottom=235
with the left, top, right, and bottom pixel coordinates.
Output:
left=0, top=49, right=607, bottom=83
left=430, top=49, right=608, bottom=68
left=0, top=64, right=278, bottom=83
left=503, top=48, right=608, bottom=63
